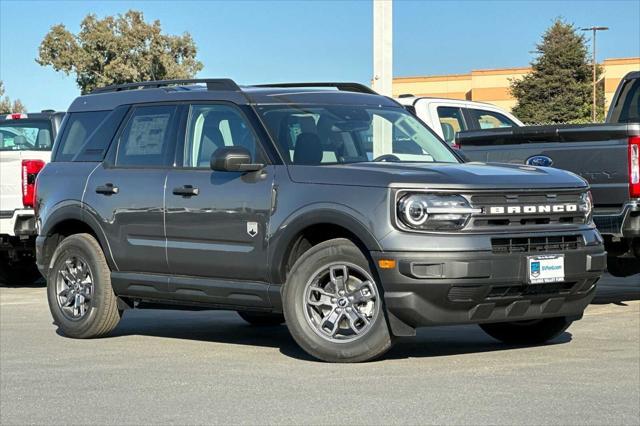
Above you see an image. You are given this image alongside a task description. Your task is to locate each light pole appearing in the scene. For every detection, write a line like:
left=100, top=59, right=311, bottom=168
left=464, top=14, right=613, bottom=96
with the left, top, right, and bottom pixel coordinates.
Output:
left=372, top=0, right=392, bottom=96
left=581, top=26, right=609, bottom=121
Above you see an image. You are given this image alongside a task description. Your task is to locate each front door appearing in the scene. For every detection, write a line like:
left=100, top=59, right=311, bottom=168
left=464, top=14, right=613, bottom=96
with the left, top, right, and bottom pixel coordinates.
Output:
left=164, top=104, right=273, bottom=282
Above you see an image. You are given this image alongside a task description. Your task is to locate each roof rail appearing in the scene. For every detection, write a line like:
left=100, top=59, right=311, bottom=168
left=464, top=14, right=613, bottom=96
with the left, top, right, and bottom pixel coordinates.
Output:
left=91, top=78, right=241, bottom=94
left=252, top=82, right=378, bottom=95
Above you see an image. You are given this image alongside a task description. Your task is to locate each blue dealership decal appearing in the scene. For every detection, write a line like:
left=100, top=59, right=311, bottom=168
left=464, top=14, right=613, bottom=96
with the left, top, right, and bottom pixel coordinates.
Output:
left=526, top=155, right=553, bottom=167
left=530, top=261, right=541, bottom=277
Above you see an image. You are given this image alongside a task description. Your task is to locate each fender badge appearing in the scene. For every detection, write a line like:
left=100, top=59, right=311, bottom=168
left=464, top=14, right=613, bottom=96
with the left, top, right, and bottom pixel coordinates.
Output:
left=247, top=222, right=258, bottom=237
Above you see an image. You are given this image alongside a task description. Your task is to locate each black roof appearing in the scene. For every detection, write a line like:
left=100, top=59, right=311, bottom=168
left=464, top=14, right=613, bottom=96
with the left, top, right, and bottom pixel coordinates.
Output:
left=68, top=80, right=399, bottom=112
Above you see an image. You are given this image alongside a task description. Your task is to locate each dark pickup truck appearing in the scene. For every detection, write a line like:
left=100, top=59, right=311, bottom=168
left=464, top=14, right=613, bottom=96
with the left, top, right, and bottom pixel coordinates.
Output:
left=457, top=71, right=640, bottom=277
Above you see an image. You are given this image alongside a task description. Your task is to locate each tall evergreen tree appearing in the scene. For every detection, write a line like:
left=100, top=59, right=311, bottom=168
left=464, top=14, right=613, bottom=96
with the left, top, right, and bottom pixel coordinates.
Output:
left=510, top=19, right=604, bottom=124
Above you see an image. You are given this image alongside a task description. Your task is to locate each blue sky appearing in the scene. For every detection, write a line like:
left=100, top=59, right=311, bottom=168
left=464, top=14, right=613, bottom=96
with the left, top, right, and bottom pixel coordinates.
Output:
left=1, top=0, right=639, bottom=111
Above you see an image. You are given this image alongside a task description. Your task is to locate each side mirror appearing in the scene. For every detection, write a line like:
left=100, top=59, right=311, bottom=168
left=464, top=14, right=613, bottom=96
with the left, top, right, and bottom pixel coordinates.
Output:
left=210, top=146, right=264, bottom=172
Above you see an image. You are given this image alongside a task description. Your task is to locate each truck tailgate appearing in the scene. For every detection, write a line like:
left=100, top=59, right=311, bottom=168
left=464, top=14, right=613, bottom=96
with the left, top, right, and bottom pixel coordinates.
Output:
left=457, top=123, right=640, bottom=207
left=0, top=151, right=51, bottom=215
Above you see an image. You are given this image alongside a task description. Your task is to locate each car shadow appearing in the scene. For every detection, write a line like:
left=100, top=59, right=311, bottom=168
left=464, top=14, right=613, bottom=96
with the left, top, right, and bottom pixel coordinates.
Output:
left=60, top=308, right=573, bottom=363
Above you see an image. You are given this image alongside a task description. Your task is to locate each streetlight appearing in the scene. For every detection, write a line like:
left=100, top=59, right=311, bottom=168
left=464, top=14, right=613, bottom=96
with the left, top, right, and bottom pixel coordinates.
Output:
left=581, top=26, right=609, bottom=122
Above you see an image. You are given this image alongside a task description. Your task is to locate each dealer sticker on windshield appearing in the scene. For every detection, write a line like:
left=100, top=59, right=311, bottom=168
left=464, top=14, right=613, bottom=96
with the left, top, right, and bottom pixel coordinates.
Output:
left=527, top=255, right=565, bottom=284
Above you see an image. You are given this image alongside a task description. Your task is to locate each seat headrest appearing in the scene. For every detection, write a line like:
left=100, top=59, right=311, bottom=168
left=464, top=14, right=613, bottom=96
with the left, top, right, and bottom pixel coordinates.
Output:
left=293, top=133, right=323, bottom=165
left=441, top=122, right=455, bottom=143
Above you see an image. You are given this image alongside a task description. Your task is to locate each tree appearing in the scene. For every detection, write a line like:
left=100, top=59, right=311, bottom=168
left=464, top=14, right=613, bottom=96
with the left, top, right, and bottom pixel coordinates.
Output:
left=510, top=19, right=604, bottom=124
left=36, top=10, right=203, bottom=94
left=0, top=81, right=26, bottom=114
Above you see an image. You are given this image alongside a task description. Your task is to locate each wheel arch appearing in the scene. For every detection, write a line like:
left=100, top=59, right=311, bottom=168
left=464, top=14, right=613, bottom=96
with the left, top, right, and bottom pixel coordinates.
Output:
left=40, top=203, right=117, bottom=274
left=269, top=206, right=382, bottom=285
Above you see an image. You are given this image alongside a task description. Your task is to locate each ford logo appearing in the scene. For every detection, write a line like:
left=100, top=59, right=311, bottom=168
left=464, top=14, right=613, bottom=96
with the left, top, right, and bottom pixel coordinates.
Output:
left=526, top=155, right=553, bottom=167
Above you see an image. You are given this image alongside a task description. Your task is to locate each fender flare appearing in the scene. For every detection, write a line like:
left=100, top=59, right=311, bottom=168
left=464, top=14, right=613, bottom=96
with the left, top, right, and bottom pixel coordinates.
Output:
left=268, top=203, right=382, bottom=284
left=40, top=201, right=118, bottom=271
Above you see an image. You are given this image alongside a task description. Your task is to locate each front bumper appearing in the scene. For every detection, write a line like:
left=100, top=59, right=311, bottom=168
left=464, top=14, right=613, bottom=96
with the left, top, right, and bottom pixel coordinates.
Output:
left=371, top=244, right=605, bottom=333
left=594, top=200, right=640, bottom=238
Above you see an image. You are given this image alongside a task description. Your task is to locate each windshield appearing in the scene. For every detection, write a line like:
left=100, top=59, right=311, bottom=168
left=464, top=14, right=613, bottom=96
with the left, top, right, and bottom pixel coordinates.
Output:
left=0, top=119, right=53, bottom=151
left=256, top=104, right=459, bottom=165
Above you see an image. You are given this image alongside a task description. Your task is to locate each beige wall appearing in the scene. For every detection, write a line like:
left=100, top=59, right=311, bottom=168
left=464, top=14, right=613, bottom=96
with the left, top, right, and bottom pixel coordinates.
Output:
left=392, top=57, right=640, bottom=114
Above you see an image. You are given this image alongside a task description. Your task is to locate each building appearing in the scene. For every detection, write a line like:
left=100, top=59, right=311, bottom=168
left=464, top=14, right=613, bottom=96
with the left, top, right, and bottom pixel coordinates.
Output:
left=392, top=57, right=640, bottom=114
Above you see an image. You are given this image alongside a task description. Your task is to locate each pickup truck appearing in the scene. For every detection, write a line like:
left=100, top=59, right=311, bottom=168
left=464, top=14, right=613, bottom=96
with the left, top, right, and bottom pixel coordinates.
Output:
left=395, top=96, right=523, bottom=146
left=0, top=111, right=64, bottom=284
left=457, top=71, right=640, bottom=277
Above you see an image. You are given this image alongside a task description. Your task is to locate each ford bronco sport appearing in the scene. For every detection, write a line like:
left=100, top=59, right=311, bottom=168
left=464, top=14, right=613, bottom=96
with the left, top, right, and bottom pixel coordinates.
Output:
left=35, top=79, right=606, bottom=362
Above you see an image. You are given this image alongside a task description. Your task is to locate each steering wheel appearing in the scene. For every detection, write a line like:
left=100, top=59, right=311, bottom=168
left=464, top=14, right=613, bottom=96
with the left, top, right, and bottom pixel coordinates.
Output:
left=372, top=154, right=401, bottom=162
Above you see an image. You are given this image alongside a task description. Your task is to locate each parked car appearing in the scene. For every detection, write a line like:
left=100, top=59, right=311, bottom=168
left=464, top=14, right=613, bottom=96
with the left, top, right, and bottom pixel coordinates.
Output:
left=395, top=96, right=523, bottom=146
left=0, top=111, right=64, bottom=284
left=36, top=79, right=604, bottom=363
left=456, top=71, right=640, bottom=277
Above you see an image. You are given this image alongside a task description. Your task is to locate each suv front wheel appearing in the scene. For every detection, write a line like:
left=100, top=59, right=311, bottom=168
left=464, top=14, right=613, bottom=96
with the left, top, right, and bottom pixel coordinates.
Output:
left=283, top=238, right=393, bottom=363
left=47, top=233, right=121, bottom=338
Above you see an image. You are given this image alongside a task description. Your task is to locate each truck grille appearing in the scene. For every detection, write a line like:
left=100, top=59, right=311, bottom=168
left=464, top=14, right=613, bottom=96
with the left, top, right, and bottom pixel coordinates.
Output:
left=491, top=235, right=583, bottom=254
left=466, top=191, right=586, bottom=232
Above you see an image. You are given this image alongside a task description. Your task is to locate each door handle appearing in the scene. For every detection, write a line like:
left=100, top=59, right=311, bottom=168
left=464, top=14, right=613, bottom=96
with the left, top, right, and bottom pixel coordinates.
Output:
left=95, top=183, right=119, bottom=195
left=172, top=185, right=199, bottom=197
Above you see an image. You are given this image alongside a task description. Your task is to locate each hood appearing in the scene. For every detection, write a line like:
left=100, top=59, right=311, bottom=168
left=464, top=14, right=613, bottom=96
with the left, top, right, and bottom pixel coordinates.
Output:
left=286, top=162, right=588, bottom=190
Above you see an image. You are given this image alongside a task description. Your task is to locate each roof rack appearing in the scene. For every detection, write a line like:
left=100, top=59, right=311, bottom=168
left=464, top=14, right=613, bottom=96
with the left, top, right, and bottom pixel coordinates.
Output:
left=252, top=82, right=378, bottom=95
left=91, top=78, right=241, bottom=94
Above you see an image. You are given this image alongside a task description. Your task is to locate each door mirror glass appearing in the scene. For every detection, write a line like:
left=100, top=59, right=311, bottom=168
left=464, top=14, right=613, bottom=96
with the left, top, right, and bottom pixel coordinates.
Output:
left=210, top=146, right=263, bottom=172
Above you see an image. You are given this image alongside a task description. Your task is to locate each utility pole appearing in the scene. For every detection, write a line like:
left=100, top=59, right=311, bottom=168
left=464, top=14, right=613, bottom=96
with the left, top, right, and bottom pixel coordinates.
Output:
left=581, top=26, right=609, bottom=121
left=372, top=0, right=392, bottom=96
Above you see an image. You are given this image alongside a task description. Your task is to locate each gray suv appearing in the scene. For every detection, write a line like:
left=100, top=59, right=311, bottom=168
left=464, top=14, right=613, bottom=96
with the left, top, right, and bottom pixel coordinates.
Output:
left=35, top=79, right=606, bottom=362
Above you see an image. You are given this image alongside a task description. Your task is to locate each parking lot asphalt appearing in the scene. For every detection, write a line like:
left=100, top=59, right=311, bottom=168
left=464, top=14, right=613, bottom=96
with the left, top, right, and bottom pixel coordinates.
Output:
left=1, top=274, right=639, bottom=426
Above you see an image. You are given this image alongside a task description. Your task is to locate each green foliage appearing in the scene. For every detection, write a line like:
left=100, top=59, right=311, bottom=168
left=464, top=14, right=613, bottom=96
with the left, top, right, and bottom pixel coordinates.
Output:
left=36, top=10, right=204, bottom=94
left=0, top=81, right=26, bottom=114
left=510, top=19, right=605, bottom=124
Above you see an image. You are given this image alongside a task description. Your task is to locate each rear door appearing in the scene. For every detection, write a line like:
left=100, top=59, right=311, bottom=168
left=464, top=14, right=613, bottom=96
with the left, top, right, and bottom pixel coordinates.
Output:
left=84, top=104, right=181, bottom=274
left=164, top=103, right=274, bottom=283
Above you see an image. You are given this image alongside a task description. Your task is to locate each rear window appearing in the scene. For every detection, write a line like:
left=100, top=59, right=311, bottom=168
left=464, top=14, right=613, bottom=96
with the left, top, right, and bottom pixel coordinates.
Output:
left=0, top=119, right=53, bottom=151
left=53, top=110, right=112, bottom=162
left=609, top=78, right=640, bottom=123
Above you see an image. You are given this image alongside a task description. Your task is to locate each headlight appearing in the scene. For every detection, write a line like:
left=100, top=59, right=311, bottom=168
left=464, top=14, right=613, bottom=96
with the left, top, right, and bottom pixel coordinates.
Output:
left=397, top=193, right=480, bottom=231
left=579, top=191, right=593, bottom=223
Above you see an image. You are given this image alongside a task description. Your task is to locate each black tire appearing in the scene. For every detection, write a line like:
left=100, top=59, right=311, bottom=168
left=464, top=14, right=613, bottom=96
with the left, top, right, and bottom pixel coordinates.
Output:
left=607, top=256, right=640, bottom=277
left=46, top=233, right=121, bottom=338
left=282, top=238, right=393, bottom=363
left=237, top=311, right=285, bottom=326
left=479, top=316, right=573, bottom=345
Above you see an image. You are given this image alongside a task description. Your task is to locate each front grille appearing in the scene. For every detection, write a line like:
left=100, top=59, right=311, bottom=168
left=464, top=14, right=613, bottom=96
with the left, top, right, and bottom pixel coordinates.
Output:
left=487, top=282, right=576, bottom=298
left=491, top=235, right=584, bottom=254
left=447, top=281, right=577, bottom=302
left=467, top=191, right=586, bottom=231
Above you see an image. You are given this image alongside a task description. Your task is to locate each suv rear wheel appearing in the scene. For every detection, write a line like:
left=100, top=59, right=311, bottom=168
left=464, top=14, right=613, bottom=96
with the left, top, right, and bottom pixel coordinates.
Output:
left=479, top=316, right=573, bottom=345
left=47, top=234, right=121, bottom=338
left=283, top=238, right=393, bottom=362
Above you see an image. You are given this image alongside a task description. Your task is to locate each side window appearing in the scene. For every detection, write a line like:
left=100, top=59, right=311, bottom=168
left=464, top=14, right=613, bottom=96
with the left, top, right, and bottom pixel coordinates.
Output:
left=54, top=111, right=109, bottom=161
left=437, top=107, right=465, bottom=145
left=470, top=109, right=516, bottom=129
left=183, top=104, right=260, bottom=168
left=115, top=105, right=178, bottom=167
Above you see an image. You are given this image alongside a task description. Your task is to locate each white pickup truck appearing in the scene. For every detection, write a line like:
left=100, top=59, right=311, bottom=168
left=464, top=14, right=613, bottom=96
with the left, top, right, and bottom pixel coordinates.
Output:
left=395, top=97, right=523, bottom=146
left=0, top=111, right=64, bottom=284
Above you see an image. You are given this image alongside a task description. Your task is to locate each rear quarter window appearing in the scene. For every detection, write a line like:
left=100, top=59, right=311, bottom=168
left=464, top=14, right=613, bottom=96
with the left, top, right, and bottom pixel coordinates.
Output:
left=53, top=107, right=128, bottom=162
